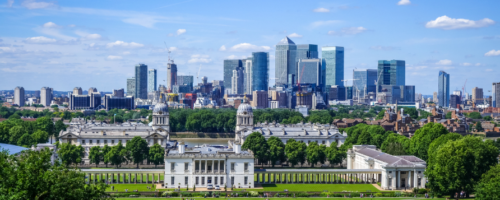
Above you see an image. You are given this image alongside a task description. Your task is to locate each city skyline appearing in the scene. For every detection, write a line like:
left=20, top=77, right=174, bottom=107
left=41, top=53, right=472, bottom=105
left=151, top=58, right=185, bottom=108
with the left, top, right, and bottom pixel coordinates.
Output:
left=0, top=0, right=499, bottom=95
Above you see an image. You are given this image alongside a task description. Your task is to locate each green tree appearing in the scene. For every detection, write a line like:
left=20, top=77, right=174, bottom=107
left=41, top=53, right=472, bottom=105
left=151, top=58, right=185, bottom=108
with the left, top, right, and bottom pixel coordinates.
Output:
left=475, top=164, right=500, bottom=200
left=54, top=119, right=67, bottom=139
left=483, top=116, right=493, bottom=121
left=385, top=143, right=406, bottom=155
left=36, top=117, right=54, bottom=138
left=476, top=122, right=484, bottom=132
left=284, top=139, right=307, bottom=167
left=425, top=136, right=498, bottom=197
left=376, top=109, right=385, bottom=120
left=8, top=126, right=24, bottom=145
left=106, top=141, right=127, bottom=168
left=445, top=111, right=452, bottom=119
left=381, top=134, right=410, bottom=154
left=31, top=130, right=49, bottom=144
left=325, top=142, right=345, bottom=166
left=305, top=142, right=325, bottom=167
left=17, top=133, right=33, bottom=147
left=242, top=132, right=269, bottom=164
left=267, top=136, right=285, bottom=167
left=126, top=136, right=149, bottom=168
left=58, top=143, right=84, bottom=167
left=409, top=122, right=448, bottom=161
left=89, top=146, right=103, bottom=167
left=102, top=144, right=111, bottom=168
left=468, top=112, right=482, bottom=119
left=149, top=143, right=165, bottom=168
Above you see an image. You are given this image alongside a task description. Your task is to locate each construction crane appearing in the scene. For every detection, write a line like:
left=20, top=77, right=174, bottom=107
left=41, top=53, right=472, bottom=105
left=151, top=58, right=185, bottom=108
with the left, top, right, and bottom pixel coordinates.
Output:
left=297, top=64, right=306, bottom=92
left=196, top=64, right=202, bottom=85
left=164, top=42, right=172, bottom=64
left=461, top=79, right=467, bottom=103
left=374, top=69, right=384, bottom=103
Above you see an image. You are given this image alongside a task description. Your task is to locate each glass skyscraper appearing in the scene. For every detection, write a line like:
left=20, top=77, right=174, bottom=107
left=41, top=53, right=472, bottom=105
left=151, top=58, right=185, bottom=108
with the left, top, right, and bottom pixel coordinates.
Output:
left=275, top=37, right=297, bottom=86
left=297, top=59, right=321, bottom=87
left=177, top=75, right=194, bottom=87
left=148, top=69, right=157, bottom=92
left=126, top=77, right=135, bottom=97
left=322, top=46, right=344, bottom=87
left=353, top=69, right=377, bottom=98
left=296, top=44, right=318, bottom=61
left=251, top=52, right=269, bottom=91
left=401, top=85, right=415, bottom=103
left=223, top=59, right=243, bottom=90
left=493, top=82, right=500, bottom=108
left=377, top=60, right=405, bottom=89
left=438, top=71, right=450, bottom=107
left=135, top=64, right=148, bottom=99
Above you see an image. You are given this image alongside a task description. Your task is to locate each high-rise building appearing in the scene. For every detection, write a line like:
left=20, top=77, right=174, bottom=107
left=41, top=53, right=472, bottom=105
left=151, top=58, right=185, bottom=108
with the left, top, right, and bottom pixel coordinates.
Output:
left=296, top=44, right=319, bottom=61
left=297, top=59, right=321, bottom=87
left=34, top=90, right=40, bottom=98
left=148, top=69, right=157, bottom=92
left=353, top=69, right=378, bottom=99
left=251, top=90, right=268, bottom=109
left=177, top=75, right=194, bottom=87
left=275, top=37, right=297, bottom=86
left=251, top=52, right=269, bottom=91
left=231, top=67, right=244, bottom=95
left=377, top=60, right=405, bottom=89
left=167, top=63, right=177, bottom=92
left=73, top=87, right=82, bottom=95
left=438, top=71, right=450, bottom=107
left=113, top=88, right=125, bottom=97
left=493, top=82, right=500, bottom=108
left=322, top=46, right=344, bottom=87
left=104, top=94, right=134, bottom=111
left=224, top=59, right=244, bottom=91
left=433, top=92, right=438, bottom=103
left=472, top=87, right=484, bottom=105
left=401, top=85, right=415, bottom=103
left=70, top=88, right=101, bottom=110
left=127, top=77, right=135, bottom=97
left=40, top=87, right=53, bottom=107
left=14, top=86, right=25, bottom=107
left=244, top=59, right=252, bottom=94
left=450, top=95, right=461, bottom=109
left=135, top=64, right=148, bottom=99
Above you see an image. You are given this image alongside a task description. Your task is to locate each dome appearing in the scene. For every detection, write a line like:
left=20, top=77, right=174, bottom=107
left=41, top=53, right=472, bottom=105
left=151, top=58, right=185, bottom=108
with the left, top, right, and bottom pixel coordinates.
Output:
left=237, top=102, right=252, bottom=115
left=153, top=103, right=168, bottom=114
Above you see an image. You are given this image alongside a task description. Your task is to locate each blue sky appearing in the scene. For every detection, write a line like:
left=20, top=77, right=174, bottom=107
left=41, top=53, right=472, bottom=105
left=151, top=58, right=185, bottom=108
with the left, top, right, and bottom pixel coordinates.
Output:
left=0, top=0, right=499, bottom=95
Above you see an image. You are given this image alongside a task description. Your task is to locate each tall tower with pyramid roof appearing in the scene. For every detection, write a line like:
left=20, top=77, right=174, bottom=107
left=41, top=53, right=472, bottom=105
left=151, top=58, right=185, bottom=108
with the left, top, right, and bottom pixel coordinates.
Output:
left=275, top=36, right=297, bottom=87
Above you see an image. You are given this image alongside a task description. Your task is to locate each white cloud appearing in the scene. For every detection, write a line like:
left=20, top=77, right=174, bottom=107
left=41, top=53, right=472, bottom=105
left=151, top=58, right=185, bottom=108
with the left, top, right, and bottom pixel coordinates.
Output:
left=426, top=16, right=495, bottom=30
left=397, top=0, right=411, bottom=5
left=219, top=45, right=226, bottom=51
left=167, top=33, right=174, bottom=37
left=75, top=31, right=103, bottom=40
left=475, top=63, right=482, bottom=66
left=435, top=59, right=452, bottom=65
left=188, top=54, right=211, bottom=63
left=168, top=47, right=177, bottom=51
left=288, top=33, right=303, bottom=38
left=328, top=27, right=367, bottom=36
left=43, top=22, right=60, bottom=28
left=107, top=55, right=123, bottom=60
left=226, top=55, right=246, bottom=59
left=23, top=36, right=57, bottom=44
left=106, top=41, right=144, bottom=48
left=7, top=0, right=14, bottom=7
left=461, top=63, right=472, bottom=66
left=122, top=51, right=131, bottom=55
left=176, top=29, right=186, bottom=35
left=485, top=69, right=494, bottom=72
left=485, top=49, right=500, bottom=56
left=21, top=0, right=57, bottom=9
left=229, top=43, right=271, bottom=52
left=310, top=20, right=341, bottom=28
left=313, top=8, right=330, bottom=13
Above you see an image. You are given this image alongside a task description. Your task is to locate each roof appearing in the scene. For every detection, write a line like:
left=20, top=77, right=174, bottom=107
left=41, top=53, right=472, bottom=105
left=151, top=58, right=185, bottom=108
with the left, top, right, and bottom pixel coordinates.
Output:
left=276, top=36, right=295, bottom=45
left=0, top=143, right=28, bottom=155
left=355, top=147, right=426, bottom=167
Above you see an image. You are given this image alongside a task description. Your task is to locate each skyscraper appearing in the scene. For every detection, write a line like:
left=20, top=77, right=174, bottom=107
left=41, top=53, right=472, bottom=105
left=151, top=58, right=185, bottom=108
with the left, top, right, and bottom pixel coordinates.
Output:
left=127, top=77, right=135, bottom=97
left=224, top=59, right=244, bottom=91
left=472, top=87, right=484, bottom=105
left=167, top=62, right=177, bottom=92
left=322, top=46, right=344, bottom=87
left=177, top=75, right=194, bottom=87
left=296, top=44, right=318, bottom=61
left=73, top=87, right=82, bottom=95
left=231, top=67, right=244, bottom=94
left=40, top=87, right=53, bottom=107
left=377, top=60, right=405, bottom=88
left=493, top=82, right=500, bottom=108
left=433, top=92, right=438, bottom=103
left=251, top=52, right=269, bottom=91
left=275, top=37, right=297, bottom=86
left=353, top=69, right=378, bottom=99
left=135, top=64, right=148, bottom=99
left=14, top=86, right=25, bottom=107
left=148, top=69, right=157, bottom=92
left=244, top=59, right=252, bottom=94
left=438, top=71, right=450, bottom=107
left=297, top=59, right=321, bottom=86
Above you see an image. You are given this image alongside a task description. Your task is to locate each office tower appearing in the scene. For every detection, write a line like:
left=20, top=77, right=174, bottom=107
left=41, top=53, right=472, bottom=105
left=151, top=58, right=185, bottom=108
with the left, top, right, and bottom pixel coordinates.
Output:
left=251, top=52, right=269, bottom=91
left=251, top=90, right=268, bottom=109
left=353, top=69, right=378, bottom=99
left=34, top=90, right=40, bottom=98
left=70, top=88, right=101, bottom=110
left=377, top=60, right=405, bottom=88
left=345, top=86, right=353, bottom=100
left=297, top=59, right=321, bottom=87
left=493, top=82, right=500, bottom=107
left=401, top=85, right=415, bottom=103
left=40, top=87, right=53, bottom=107
left=433, top=92, right=438, bottom=103
left=322, top=46, right=344, bottom=87
left=14, top=86, right=25, bottom=107
left=113, top=88, right=125, bottom=97
left=135, top=64, right=148, bottom=99
left=275, top=37, right=297, bottom=86
left=224, top=59, right=244, bottom=91
left=73, top=87, right=82, bottom=95
left=167, top=63, right=177, bottom=92
left=231, top=67, right=244, bottom=94
left=148, top=69, right=157, bottom=92
left=202, top=76, right=208, bottom=84
left=244, top=59, right=252, bottom=94
left=327, top=85, right=346, bottom=101
left=104, top=94, right=134, bottom=111
left=379, top=85, right=401, bottom=104
left=177, top=75, right=194, bottom=87
left=296, top=44, right=319, bottom=61
left=127, top=77, right=136, bottom=97
left=212, top=80, right=224, bottom=86
left=464, top=92, right=470, bottom=100
left=450, top=95, right=460, bottom=109
left=472, top=87, right=484, bottom=105
left=438, top=71, right=450, bottom=107
left=88, top=87, right=97, bottom=93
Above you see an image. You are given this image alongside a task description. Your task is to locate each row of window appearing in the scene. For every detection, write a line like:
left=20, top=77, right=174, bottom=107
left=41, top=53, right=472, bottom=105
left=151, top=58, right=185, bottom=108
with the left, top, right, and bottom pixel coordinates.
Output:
left=170, top=176, right=250, bottom=186
left=81, top=139, right=129, bottom=145
left=170, top=162, right=249, bottom=172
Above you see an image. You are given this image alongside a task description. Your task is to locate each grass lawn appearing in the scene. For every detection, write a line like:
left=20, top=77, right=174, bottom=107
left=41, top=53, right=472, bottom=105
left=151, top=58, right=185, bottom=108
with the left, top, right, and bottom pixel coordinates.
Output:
left=105, top=184, right=158, bottom=192
left=116, top=198, right=446, bottom=200
left=235, top=184, right=379, bottom=192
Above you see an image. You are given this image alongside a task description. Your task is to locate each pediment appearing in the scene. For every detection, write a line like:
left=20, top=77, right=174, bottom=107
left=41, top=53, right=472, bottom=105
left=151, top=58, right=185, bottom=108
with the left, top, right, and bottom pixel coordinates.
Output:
left=145, top=132, right=167, bottom=139
left=59, top=132, right=80, bottom=139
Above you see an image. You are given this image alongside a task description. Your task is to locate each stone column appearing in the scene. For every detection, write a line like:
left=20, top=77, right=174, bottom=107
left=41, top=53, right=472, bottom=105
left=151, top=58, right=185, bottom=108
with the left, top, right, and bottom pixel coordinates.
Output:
left=205, top=160, right=207, bottom=173
left=141, top=173, right=143, bottom=183
left=147, top=173, right=149, bottom=183
left=218, top=160, right=220, bottom=173
left=414, top=170, right=418, bottom=188
left=397, top=171, right=401, bottom=189
left=408, top=170, right=412, bottom=188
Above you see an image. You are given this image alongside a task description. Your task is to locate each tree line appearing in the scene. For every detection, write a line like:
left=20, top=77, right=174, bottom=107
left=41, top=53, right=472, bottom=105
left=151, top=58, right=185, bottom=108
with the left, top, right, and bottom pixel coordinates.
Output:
left=0, top=115, right=66, bottom=147
left=58, top=136, right=165, bottom=168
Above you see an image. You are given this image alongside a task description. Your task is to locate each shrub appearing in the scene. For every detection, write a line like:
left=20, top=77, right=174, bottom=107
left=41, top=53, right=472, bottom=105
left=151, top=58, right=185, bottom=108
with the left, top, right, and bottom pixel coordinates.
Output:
left=375, top=193, right=383, bottom=197
left=418, top=188, right=427, bottom=194
left=332, top=193, right=343, bottom=197
left=395, top=191, right=402, bottom=197
left=296, top=193, right=309, bottom=197
left=249, top=191, right=259, bottom=197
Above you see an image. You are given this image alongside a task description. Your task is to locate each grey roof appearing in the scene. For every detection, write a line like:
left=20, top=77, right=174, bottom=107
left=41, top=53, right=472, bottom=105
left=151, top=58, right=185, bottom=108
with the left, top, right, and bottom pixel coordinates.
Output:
left=237, top=102, right=252, bottom=114
left=277, top=36, right=295, bottom=45
left=356, top=147, right=426, bottom=167
left=153, top=102, right=168, bottom=114
left=0, top=143, right=28, bottom=155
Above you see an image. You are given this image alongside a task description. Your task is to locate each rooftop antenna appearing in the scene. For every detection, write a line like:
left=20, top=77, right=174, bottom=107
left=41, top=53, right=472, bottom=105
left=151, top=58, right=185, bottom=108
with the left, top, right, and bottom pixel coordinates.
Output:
left=196, top=64, right=202, bottom=85
left=164, top=41, right=172, bottom=64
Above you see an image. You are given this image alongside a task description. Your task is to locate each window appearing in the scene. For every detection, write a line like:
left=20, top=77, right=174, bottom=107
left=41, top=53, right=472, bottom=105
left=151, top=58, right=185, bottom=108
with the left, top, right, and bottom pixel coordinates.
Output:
left=171, top=163, right=175, bottom=171
left=231, top=177, right=234, bottom=186
left=322, top=140, right=325, bottom=144
left=104, top=140, right=107, bottom=144
left=82, top=140, right=85, bottom=145
left=171, top=177, right=174, bottom=185
left=97, top=140, right=100, bottom=144
left=244, top=176, right=248, bottom=185
left=89, top=140, right=93, bottom=145
left=185, top=177, right=188, bottom=185
left=244, top=163, right=248, bottom=171
left=418, top=178, right=421, bottom=186
left=401, top=172, right=406, bottom=174
left=111, top=140, right=114, bottom=144
left=201, top=177, right=205, bottom=185
left=231, top=163, right=235, bottom=171
left=388, top=178, right=392, bottom=186
left=184, top=163, right=189, bottom=171
left=196, top=177, right=199, bottom=185
left=220, top=177, right=224, bottom=185
left=214, top=177, right=218, bottom=185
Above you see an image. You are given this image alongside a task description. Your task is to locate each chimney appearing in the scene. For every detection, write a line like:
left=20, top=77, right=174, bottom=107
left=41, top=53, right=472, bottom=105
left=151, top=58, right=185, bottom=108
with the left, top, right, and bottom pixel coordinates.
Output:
left=400, top=108, right=404, bottom=116
left=178, top=142, right=185, bottom=153
left=234, top=142, right=241, bottom=154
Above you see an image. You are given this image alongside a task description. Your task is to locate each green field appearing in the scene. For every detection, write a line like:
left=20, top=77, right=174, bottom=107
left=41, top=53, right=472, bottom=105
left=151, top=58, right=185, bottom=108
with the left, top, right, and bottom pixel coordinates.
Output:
left=105, top=184, right=158, bottom=192
left=235, top=184, right=379, bottom=192
left=116, top=198, right=446, bottom=200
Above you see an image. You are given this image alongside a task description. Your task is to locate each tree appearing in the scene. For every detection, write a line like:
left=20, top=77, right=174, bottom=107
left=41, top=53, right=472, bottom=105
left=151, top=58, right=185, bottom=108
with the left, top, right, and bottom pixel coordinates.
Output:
left=54, top=119, right=67, bottom=139
left=89, top=146, right=103, bottom=167
left=126, top=136, right=149, bottom=168
left=325, top=142, right=345, bottom=166
left=36, top=117, right=54, bottom=139
left=17, top=133, right=33, bottom=147
left=409, top=122, right=449, bottom=161
left=381, top=134, right=410, bottom=155
left=468, top=112, right=482, bottom=119
left=475, top=164, right=500, bottom=200
left=483, top=116, right=493, bottom=121
left=8, top=126, right=24, bottom=145
left=242, top=132, right=269, bottom=164
left=149, top=143, right=165, bottom=168
left=385, top=143, right=406, bottom=155
left=306, top=142, right=325, bottom=167
left=425, top=136, right=498, bottom=197
left=106, top=141, right=127, bottom=168
left=102, top=145, right=111, bottom=168
left=58, top=143, right=84, bottom=167
left=476, top=122, right=484, bottom=132
left=284, top=139, right=306, bottom=167
left=31, top=130, right=49, bottom=144
left=267, top=136, right=285, bottom=167
left=376, top=109, right=385, bottom=120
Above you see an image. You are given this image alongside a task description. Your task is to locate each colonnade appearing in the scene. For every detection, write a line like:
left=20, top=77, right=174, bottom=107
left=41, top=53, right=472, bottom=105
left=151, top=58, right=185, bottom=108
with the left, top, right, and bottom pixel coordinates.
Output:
left=194, top=160, right=225, bottom=174
left=85, top=173, right=163, bottom=184
left=254, top=172, right=380, bottom=184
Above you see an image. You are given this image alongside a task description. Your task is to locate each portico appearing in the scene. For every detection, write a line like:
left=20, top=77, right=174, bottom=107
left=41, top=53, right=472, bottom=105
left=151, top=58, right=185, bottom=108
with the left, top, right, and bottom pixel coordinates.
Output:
left=80, top=169, right=164, bottom=184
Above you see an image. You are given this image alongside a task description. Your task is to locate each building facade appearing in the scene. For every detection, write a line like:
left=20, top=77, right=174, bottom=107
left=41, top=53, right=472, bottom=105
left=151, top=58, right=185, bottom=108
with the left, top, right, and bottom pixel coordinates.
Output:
left=322, top=46, right=344, bottom=88
left=244, top=59, right=253, bottom=94
left=438, top=71, right=450, bottom=107
left=135, top=64, right=148, bottom=99
left=148, top=69, right=157, bottom=92
left=40, top=87, right=53, bottom=107
left=113, top=88, right=125, bottom=97
left=353, top=69, right=377, bottom=99
left=167, top=63, right=177, bottom=92
left=231, top=67, right=244, bottom=95
left=14, top=86, right=25, bottom=107
left=104, top=95, right=134, bottom=111
left=297, top=59, right=321, bottom=87
left=224, top=59, right=244, bottom=92
left=127, top=77, right=136, bottom=97
left=472, top=87, right=484, bottom=105
left=251, top=52, right=269, bottom=91
left=493, top=82, right=500, bottom=107
left=296, top=44, right=319, bottom=61
left=275, top=37, right=297, bottom=86
left=70, top=88, right=102, bottom=110
left=377, top=60, right=405, bottom=89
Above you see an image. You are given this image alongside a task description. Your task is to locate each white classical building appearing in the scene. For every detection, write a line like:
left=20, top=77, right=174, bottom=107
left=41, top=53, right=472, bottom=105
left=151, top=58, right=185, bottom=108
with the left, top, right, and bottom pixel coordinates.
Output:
left=234, top=99, right=347, bottom=147
left=59, top=100, right=171, bottom=164
left=347, top=145, right=427, bottom=190
left=164, top=142, right=254, bottom=189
